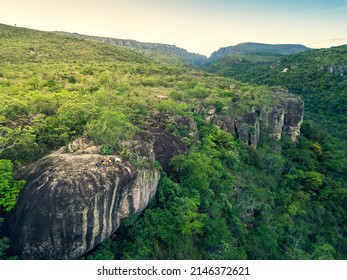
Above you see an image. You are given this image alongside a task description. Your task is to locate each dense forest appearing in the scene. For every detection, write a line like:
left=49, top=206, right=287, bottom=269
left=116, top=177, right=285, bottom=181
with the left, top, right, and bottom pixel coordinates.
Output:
left=0, top=24, right=346, bottom=260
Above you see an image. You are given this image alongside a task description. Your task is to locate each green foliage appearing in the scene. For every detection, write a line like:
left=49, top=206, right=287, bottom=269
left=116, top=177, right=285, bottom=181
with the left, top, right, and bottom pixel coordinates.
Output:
left=85, top=111, right=137, bottom=149
left=1, top=24, right=346, bottom=261
left=0, top=160, right=25, bottom=259
left=100, top=145, right=113, bottom=155
left=187, top=86, right=210, bottom=99
left=0, top=160, right=25, bottom=212
left=169, top=91, right=184, bottom=101
left=157, top=99, right=191, bottom=115
left=214, top=100, right=224, bottom=113
left=0, top=236, right=10, bottom=260
left=207, top=44, right=347, bottom=141
left=102, top=117, right=347, bottom=260
left=84, top=238, right=115, bottom=260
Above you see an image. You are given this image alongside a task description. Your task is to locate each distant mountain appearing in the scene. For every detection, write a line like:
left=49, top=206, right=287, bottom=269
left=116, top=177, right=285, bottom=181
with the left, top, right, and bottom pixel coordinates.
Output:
left=209, top=42, right=310, bottom=61
left=57, top=32, right=207, bottom=67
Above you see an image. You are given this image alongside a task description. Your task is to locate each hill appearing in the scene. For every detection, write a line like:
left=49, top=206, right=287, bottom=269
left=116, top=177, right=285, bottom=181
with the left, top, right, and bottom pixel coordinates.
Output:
left=0, top=24, right=148, bottom=64
left=57, top=31, right=207, bottom=67
left=206, top=44, right=347, bottom=141
left=0, top=24, right=346, bottom=260
left=209, top=42, right=310, bottom=61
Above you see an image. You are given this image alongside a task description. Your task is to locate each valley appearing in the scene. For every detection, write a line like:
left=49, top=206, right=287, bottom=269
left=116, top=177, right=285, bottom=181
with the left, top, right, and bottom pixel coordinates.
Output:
left=0, top=23, right=346, bottom=260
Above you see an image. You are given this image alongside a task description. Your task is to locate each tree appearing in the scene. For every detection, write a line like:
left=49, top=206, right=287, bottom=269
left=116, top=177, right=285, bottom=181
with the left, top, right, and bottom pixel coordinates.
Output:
left=0, top=160, right=25, bottom=212
left=0, top=159, right=25, bottom=259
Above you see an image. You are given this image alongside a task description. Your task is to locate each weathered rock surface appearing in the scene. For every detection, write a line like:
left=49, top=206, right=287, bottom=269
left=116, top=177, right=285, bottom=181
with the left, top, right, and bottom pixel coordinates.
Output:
left=282, top=98, right=304, bottom=141
left=174, top=116, right=200, bottom=141
left=260, top=105, right=285, bottom=140
left=196, top=95, right=304, bottom=147
left=235, top=112, right=260, bottom=147
left=6, top=138, right=160, bottom=259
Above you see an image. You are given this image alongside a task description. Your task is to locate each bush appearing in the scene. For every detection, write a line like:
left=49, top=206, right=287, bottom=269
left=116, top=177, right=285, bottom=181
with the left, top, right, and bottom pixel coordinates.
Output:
left=157, top=99, right=191, bottom=115
left=187, top=86, right=210, bottom=99
left=169, top=91, right=184, bottom=101
left=0, top=160, right=25, bottom=212
left=85, top=110, right=137, bottom=149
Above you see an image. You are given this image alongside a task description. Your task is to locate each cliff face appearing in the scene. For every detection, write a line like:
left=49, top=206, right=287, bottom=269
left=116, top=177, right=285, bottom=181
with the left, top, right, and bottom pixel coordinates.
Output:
left=197, top=95, right=304, bottom=147
left=6, top=138, right=160, bottom=260
left=261, top=97, right=304, bottom=142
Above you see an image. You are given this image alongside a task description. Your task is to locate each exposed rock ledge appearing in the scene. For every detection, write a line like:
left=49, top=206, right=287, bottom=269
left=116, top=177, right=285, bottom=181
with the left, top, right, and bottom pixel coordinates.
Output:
left=196, top=95, right=304, bottom=148
left=5, top=137, right=160, bottom=259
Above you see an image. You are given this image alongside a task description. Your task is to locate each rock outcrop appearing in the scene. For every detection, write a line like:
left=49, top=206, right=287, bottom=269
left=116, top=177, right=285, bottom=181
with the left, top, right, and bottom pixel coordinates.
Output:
left=261, top=97, right=304, bottom=142
left=235, top=112, right=260, bottom=147
left=196, top=95, right=304, bottom=147
left=6, top=137, right=160, bottom=259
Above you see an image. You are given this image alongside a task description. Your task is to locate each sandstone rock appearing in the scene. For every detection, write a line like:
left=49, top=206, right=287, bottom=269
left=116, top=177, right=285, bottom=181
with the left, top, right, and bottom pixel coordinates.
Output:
left=195, top=104, right=217, bottom=123
left=61, top=137, right=101, bottom=154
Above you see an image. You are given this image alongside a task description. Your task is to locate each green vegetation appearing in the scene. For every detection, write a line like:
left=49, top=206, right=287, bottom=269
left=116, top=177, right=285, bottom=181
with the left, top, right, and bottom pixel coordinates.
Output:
left=0, top=160, right=25, bottom=259
left=0, top=23, right=346, bottom=260
left=206, top=44, right=347, bottom=141
left=0, top=24, right=289, bottom=164
left=208, top=42, right=309, bottom=61
left=88, top=121, right=347, bottom=260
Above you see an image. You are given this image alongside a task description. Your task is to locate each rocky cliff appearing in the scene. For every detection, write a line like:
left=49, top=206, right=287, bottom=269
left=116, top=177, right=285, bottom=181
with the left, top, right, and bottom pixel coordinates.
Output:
left=5, top=137, right=161, bottom=259
left=196, top=95, right=304, bottom=147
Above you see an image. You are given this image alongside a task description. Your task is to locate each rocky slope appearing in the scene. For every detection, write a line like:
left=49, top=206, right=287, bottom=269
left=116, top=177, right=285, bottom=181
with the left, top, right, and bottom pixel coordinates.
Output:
left=196, top=94, right=304, bottom=147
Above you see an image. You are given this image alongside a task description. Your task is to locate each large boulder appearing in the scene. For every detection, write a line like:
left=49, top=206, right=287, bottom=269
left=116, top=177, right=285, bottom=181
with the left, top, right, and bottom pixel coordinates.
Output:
left=5, top=138, right=159, bottom=259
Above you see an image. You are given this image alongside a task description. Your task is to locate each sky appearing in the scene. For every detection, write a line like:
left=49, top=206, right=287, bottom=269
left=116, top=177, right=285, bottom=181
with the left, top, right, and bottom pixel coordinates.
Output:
left=1, top=0, right=347, bottom=56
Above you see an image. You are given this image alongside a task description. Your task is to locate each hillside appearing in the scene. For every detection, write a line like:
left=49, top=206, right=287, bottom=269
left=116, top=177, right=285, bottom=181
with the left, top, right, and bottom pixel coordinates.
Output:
left=57, top=31, right=207, bottom=67
left=0, top=24, right=346, bottom=260
left=209, top=42, right=310, bottom=61
left=206, top=44, right=347, bottom=141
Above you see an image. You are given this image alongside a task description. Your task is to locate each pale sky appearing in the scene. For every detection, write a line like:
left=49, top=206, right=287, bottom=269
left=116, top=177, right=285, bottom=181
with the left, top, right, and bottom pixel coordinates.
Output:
left=1, top=0, right=347, bottom=56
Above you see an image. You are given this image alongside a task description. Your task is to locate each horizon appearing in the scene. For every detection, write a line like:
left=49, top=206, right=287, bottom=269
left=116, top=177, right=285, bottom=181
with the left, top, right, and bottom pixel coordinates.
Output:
left=1, top=0, right=347, bottom=56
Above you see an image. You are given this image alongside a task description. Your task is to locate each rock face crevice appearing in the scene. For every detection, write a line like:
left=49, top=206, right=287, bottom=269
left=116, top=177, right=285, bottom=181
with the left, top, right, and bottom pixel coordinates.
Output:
left=5, top=138, right=160, bottom=260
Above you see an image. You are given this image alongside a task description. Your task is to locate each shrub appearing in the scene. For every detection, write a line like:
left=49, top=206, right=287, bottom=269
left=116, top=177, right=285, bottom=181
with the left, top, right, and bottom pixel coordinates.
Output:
left=85, top=110, right=137, bottom=149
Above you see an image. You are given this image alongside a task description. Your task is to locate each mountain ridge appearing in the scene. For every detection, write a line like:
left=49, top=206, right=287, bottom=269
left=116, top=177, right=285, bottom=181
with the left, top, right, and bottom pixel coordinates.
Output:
left=55, top=31, right=207, bottom=67
left=209, top=42, right=311, bottom=61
